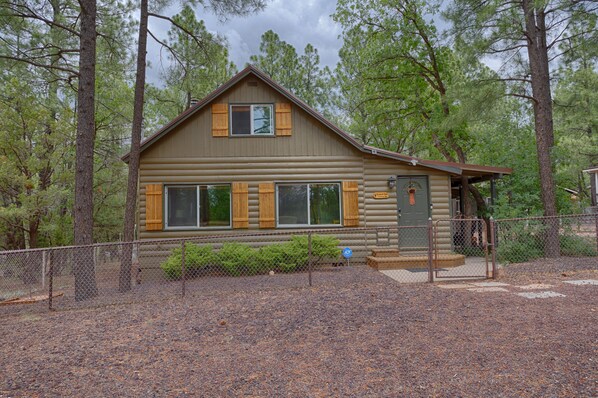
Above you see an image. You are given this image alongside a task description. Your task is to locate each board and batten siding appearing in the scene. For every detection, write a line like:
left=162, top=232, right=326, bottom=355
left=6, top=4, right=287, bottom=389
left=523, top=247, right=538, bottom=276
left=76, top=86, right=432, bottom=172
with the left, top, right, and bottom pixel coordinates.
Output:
left=141, top=76, right=356, bottom=160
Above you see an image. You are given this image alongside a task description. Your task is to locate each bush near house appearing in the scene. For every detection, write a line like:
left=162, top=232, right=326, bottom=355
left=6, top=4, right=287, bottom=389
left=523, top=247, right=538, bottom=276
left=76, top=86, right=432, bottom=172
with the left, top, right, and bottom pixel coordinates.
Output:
left=160, top=243, right=216, bottom=279
left=218, top=242, right=261, bottom=276
left=161, top=235, right=341, bottom=279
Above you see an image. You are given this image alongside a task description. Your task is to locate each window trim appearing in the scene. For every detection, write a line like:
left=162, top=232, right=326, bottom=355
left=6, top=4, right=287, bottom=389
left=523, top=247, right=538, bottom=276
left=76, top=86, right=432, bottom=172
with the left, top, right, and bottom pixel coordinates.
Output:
left=164, top=183, right=232, bottom=230
left=275, top=182, right=343, bottom=228
left=229, top=104, right=274, bottom=136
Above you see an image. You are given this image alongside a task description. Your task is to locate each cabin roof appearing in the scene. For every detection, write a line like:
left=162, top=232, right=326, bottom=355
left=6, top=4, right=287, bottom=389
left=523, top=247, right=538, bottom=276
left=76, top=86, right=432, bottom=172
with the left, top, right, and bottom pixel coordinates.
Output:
left=122, top=65, right=511, bottom=178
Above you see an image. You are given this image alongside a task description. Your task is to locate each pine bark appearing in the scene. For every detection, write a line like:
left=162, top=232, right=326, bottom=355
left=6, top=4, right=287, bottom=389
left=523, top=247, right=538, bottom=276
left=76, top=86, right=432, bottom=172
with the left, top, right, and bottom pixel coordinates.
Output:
left=522, top=0, right=560, bottom=257
left=73, top=0, right=98, bottom=300
left=120, top=0, right=148, bottom=292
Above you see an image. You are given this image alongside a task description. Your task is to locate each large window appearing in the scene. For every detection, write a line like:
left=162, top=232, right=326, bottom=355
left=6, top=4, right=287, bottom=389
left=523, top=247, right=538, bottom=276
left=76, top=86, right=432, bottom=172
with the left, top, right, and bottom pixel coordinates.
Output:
left=277, top=183, right=341, bottom=226
left=230, top=104, right=273, bottom=136
left=165, top=185, right=231, bottom=229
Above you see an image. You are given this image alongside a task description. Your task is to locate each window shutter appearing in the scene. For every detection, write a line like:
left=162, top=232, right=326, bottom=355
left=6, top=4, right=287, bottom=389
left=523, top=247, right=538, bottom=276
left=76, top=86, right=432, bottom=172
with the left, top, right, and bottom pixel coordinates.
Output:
left=232, top=182, right=249, bottom=229
left=145, top=184, right=163, bottom=231
left=212, top=103, right=228, bottom=137
left=259, top=183, right=276, bottom=228
left=342, top=181, right=359, bottom=227
left=275, top=103, right=292, bottom=136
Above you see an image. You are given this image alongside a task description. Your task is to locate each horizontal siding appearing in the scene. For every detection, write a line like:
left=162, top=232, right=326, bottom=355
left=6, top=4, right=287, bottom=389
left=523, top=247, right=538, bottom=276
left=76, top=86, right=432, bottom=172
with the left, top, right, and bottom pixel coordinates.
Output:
left=363, top=156, right=452, bottom=251
left=138, top=156, right=365, bottom=239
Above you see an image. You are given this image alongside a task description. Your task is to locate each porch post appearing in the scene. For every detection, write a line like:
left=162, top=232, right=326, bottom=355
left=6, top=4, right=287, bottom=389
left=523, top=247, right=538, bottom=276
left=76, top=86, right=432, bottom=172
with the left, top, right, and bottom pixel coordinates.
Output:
left=490, top=176, right=497, bottom=207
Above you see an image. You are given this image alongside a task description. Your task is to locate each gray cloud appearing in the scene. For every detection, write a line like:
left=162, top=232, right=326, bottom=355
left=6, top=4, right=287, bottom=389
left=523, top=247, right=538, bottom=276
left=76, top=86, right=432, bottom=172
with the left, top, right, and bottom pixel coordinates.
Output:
left=146, top=0, right=342, bottom=86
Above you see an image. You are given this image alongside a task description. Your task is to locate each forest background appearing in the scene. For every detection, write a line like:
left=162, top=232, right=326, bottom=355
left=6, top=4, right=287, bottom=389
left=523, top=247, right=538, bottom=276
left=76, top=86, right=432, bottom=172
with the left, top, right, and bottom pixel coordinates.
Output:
left=0, top=0, right=596, bottom=251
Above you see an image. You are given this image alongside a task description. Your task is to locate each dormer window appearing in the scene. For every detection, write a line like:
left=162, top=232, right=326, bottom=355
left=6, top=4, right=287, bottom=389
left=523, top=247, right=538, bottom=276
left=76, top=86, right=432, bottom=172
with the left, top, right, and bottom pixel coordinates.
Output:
left=230, top=104, right=273, bottom=136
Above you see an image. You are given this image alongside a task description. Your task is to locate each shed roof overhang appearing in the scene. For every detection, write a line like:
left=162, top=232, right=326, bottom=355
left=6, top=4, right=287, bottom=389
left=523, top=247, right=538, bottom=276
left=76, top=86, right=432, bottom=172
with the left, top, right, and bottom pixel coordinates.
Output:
left=122, top=65, right=512, bottom=181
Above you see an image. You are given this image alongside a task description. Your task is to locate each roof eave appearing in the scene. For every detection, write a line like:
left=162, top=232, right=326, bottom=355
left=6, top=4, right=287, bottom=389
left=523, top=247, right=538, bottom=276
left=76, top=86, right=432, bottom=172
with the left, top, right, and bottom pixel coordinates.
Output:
left=363, top=146, right=462, bottom=175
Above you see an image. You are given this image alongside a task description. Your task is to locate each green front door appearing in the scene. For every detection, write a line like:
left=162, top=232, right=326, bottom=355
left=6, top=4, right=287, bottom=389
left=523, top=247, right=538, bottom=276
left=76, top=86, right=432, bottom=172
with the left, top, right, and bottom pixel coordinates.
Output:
left=397, top=176, right=430, bottom=249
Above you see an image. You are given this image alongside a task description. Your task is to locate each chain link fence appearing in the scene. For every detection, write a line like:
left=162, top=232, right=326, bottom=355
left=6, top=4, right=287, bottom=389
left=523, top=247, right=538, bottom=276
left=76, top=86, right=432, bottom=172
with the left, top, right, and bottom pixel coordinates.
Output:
left=494, top=213, right=598, bottom=278
left=2, top=214, right=597, bottom=314
left=0, top=228, right=382, bottom=314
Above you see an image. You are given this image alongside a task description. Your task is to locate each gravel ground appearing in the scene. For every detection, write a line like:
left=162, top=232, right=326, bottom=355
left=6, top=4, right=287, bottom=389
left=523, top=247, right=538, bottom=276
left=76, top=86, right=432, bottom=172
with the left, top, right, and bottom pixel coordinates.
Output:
left=1, top=263, right=597, bottom=397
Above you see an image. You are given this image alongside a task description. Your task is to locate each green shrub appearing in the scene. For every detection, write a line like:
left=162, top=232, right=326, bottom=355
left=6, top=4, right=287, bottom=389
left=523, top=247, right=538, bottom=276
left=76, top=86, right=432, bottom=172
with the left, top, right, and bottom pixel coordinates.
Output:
left=256, top=243, right=288, bottom=272
left=218, top=242, right=259, bottom=276
left=560, top=234, right=597, bottom=257
left=497, top=231, right=597, bottom=264
left=160, top=243, right=216, bottom=279
left=255, top=235, right=341, bottom=273
left=497, top=235, right=543, bottom=264
left=293, top=234, right=342, bottom=260
left=162, top=235, right=342, bottom=278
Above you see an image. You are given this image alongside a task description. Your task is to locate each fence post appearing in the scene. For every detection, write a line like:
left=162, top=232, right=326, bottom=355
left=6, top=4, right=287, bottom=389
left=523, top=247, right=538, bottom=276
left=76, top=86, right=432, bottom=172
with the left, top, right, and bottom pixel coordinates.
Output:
left=595, top=213, right=598, bottom=255
left=48, top=251, right=54, bottom=311
left=181, top=240, right=186, bottom=297
left=42, top=250, right=46, bottom=289
left=427, top=218, right=433, bottom=283
left=308, top=232, right=312, bottom=287
left=489, top=217, right=497, bottom=279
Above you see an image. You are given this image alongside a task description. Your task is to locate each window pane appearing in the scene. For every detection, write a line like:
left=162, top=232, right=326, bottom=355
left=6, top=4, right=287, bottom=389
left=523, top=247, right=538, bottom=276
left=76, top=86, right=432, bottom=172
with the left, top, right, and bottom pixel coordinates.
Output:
left=310, top=184, right=341, bottom=225
left=200, top=185, right=231, bottom=227
left=253, top=105, right=272, bottom=135
left=231, top=105, right=251, bottom=135
left=278, top=185, right=308, bottom=225
left=167, top=187, right=197, bottom=227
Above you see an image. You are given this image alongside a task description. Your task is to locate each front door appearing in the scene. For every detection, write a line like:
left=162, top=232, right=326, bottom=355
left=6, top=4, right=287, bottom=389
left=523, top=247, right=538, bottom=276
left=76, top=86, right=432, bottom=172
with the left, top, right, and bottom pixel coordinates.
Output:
left=397, top=176, right=430, bottom=249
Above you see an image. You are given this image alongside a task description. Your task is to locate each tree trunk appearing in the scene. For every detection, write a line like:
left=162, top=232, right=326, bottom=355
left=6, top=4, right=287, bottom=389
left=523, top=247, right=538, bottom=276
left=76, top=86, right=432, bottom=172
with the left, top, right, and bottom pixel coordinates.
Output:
left=522, top=0, right=560, bottom=257
left=73, top=0, right=98, bottom=301
left=120, top=0, right=148, bottom=292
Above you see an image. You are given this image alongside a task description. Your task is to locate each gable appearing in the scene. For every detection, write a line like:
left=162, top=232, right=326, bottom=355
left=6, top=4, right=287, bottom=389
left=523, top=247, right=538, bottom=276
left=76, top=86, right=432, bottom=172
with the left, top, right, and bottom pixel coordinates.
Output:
left=141, top=74, right=361, bottom=160
left=127, top=65, right=510, bottom=178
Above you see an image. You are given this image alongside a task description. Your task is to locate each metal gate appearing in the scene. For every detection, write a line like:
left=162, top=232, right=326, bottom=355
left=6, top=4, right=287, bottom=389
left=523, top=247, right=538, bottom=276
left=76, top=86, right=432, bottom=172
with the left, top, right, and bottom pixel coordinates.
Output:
left=432, top=218, right=493, bottom=281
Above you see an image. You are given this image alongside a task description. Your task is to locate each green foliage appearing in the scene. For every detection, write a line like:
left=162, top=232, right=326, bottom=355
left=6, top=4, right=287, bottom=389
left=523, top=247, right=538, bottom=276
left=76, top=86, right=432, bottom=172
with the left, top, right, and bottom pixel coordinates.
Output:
left=161, top=235, right=341, bottom=279
left=553, top=65, right=598, bottom=211
left=218, top=242, right=258, bottom=276
left=497, top=234, right=543, bottom=264
left=497, top=228, right=596, bottom=264
left=559, top=235, right=597, bottom=257
left=145, top=5, right=237, bottom=129
left=249, top=30, right=332, bottom=111
left=160, top=243, right=216, bottom=279
left=257, top=235, right=341, bottom=273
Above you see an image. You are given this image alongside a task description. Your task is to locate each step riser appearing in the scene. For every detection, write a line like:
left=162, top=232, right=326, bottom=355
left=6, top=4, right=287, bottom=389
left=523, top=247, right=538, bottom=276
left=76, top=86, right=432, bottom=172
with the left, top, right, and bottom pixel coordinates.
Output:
left=367, top=255, right=465, bottom=270
left=371, top=249, right=401, bottom=258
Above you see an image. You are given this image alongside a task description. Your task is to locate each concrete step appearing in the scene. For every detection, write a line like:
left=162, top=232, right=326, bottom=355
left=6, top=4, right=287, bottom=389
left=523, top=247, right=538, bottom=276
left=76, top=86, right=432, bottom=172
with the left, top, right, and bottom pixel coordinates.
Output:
left=367, top=254, right=466, bottom=270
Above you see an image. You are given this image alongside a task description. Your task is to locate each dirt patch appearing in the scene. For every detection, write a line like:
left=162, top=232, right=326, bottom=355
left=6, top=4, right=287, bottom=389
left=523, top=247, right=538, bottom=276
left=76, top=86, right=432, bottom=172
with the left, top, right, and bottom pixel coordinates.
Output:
left=1, top=265, right=596, bottom=397
left=499, top=256, right=598, bottom=279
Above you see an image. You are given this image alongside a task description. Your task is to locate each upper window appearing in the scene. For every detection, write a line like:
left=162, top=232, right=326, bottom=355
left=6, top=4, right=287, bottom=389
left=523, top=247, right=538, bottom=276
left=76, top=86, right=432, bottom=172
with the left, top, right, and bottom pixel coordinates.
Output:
left=230, top=104, right=273, bottom=136
left=277, top=183, right=341, bottom=226
left=165, top=185, right=231, bottom=229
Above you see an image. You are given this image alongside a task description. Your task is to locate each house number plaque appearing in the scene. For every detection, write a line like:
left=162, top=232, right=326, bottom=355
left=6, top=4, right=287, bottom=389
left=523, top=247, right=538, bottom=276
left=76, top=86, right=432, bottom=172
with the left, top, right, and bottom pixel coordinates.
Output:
left=373, top=192, right=389, bottom=199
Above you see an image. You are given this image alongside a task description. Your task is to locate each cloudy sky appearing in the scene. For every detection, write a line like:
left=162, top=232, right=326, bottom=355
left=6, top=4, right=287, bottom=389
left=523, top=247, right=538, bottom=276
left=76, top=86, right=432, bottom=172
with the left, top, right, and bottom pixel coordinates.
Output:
left=146, top=0, right=342, bottom=85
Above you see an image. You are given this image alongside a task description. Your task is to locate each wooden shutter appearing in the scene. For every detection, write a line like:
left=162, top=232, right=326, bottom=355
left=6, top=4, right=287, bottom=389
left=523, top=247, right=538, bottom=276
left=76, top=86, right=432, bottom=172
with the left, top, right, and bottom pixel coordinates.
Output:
left=275, top=103, right=292, bottom=136
left=145, top=184, right=163, bottom=231
left=212, top=103, right=228, bottom=137
left=259, top=183, right=276, bottom=228
left=342, top=181, right=359, bottom=227
left=232, top=182, right=249, bottom=229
